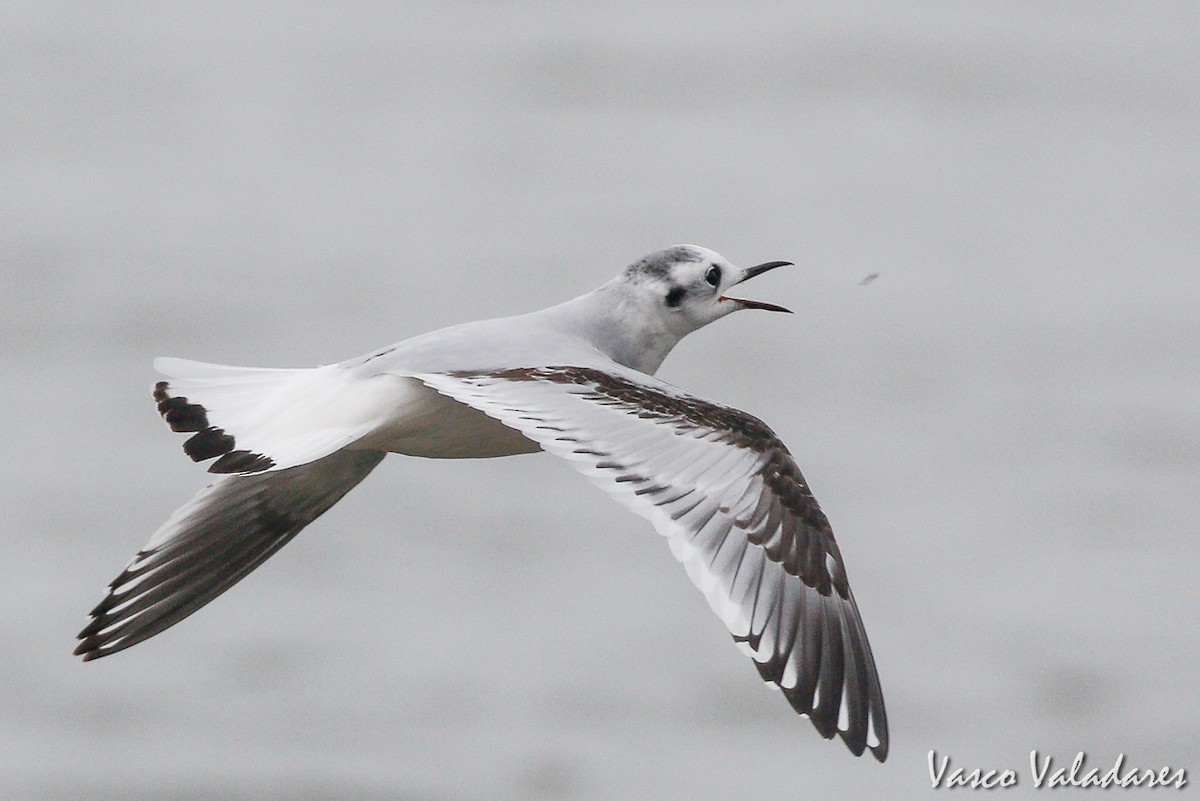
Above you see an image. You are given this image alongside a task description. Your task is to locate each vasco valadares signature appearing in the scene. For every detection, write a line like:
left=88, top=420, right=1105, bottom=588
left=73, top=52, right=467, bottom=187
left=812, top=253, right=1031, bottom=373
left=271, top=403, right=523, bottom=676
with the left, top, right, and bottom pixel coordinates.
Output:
left=928, top=750, right=1187, bottom=790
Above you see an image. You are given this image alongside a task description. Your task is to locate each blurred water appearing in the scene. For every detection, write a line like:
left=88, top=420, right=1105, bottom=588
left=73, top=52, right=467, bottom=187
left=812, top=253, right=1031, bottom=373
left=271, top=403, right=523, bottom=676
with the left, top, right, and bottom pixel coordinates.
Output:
left=3, top=3, right=1198, bottom=799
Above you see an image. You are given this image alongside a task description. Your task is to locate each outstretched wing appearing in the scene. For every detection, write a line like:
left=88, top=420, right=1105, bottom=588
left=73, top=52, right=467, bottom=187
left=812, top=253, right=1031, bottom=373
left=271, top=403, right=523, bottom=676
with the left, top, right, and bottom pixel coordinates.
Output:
left=75, top=449, right=385, bottom=660
left=418, top=366, right=888, bottom=761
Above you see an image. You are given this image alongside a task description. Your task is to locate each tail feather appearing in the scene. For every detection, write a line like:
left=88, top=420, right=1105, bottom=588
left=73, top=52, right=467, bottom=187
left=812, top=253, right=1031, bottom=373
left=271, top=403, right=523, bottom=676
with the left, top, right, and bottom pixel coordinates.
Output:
left=75, top=448, right=386, bottom=660
left=152, top=357, right=386, bottom=474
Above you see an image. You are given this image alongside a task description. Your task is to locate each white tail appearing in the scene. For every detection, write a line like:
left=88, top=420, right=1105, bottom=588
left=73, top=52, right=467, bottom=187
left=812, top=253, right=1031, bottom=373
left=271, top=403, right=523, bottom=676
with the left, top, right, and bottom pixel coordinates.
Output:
left=153, top=357, right=385, bottom=473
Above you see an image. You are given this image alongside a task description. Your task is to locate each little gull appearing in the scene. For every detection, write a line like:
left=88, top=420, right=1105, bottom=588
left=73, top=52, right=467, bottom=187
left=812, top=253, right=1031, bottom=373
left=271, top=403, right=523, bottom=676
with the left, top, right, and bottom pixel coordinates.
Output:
left=76, top=245, right=888, bottom=761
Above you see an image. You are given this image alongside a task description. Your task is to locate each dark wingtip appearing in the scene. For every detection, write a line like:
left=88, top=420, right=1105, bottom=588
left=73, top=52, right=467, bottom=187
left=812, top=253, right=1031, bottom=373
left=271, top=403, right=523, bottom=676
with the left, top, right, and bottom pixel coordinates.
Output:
left=73, top=633, right=104, bottom=660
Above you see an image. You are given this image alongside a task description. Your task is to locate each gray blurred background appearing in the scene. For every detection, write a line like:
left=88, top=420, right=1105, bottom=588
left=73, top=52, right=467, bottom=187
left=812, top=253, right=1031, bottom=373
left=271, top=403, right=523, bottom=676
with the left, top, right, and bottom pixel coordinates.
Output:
left=3, top=3, right=1198, bottom=799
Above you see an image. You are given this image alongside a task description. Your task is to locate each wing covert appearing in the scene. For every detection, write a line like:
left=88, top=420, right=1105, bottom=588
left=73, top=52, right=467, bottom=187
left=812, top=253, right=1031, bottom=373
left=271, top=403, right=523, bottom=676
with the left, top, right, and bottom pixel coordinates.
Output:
left=417, top=365, right=888, bottom=761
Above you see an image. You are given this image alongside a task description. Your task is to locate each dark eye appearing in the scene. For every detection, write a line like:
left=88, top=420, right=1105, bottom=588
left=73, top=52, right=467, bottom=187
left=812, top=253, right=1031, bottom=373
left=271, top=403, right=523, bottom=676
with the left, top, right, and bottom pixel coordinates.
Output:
left=705, top=265, right=721, bottom=286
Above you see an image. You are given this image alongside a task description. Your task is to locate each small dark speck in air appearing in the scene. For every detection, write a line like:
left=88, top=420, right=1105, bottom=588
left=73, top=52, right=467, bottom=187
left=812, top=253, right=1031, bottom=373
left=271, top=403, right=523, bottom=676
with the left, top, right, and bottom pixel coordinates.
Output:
left=859, top=273, right=880, bottom=286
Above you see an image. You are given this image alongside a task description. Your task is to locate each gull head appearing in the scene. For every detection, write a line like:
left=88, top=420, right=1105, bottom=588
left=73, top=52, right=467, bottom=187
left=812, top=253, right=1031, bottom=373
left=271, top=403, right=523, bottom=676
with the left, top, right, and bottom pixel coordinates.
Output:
left=561, top=245, right=793, bottom=374
left=620, top=245, right=792, bottom=336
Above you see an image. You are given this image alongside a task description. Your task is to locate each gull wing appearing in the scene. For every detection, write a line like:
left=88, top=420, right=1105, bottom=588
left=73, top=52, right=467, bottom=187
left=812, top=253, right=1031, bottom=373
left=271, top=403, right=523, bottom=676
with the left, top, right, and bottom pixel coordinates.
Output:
left=75, top=449, right=385, bottom=660
left=417, top=366, right=888, bottom=761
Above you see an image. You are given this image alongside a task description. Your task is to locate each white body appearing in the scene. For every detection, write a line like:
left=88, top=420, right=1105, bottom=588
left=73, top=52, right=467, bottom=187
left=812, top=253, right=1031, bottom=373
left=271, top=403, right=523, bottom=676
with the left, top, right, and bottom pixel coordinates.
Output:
left=157, top=247, right=736, bottom=470
left=78, top=245, right=889, bottom=762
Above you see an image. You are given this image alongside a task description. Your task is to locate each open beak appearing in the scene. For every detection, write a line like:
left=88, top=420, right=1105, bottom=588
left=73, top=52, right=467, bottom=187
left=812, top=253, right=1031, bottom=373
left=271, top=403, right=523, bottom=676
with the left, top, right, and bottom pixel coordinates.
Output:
left=720, top=260, right=793, bottom=313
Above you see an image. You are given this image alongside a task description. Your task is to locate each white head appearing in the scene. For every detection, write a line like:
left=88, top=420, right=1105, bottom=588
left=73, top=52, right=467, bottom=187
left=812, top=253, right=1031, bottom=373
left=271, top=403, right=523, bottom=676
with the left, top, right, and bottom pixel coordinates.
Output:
left=573, top=244, right=792, bottom=374
left=619, top=244, right=792, bottom=334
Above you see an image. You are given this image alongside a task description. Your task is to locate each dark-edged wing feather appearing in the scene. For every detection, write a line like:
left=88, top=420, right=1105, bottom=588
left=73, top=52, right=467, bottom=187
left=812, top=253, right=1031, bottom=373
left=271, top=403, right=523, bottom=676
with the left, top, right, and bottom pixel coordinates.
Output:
left=418, top=366, right=888, bottom=761
left=76, top=449, right=385, bottom=660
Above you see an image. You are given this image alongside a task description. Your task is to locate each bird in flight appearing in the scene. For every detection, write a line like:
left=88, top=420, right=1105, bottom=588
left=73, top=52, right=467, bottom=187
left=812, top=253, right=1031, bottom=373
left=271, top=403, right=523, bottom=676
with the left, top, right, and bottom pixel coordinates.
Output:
left=76, top=245, right=889, bottom=761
